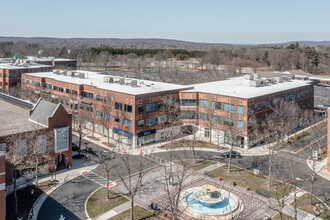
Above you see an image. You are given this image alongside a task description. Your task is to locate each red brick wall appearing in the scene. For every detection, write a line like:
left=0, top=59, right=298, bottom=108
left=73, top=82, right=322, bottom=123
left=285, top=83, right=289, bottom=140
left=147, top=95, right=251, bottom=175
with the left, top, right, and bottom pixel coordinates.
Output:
left=0, top=154, right=6, bottom=220
left=327, top=108, right=330, bottom=172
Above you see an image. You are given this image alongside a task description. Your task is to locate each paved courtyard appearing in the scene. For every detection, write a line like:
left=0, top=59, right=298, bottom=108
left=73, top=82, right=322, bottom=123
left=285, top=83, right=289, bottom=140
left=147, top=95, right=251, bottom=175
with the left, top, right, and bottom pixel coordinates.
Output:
left=111, top=165, right=278, bottom=220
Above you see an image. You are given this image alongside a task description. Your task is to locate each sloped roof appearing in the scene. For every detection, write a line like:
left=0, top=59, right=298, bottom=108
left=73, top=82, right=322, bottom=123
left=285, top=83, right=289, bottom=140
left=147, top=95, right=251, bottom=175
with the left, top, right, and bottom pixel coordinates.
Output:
left=288, top=69, right=310, bottom=76
left=29, top=99, right=59, bottom=126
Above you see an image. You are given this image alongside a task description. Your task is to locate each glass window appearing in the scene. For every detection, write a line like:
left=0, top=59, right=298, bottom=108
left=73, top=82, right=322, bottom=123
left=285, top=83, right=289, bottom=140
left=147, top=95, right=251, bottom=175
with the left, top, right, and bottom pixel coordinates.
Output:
left=104, top=97, right=111, bottom=104
left=53, top=86, right=58, bottom=91
left=22, top=79, right=25, bottom=84
left=200, top=100, right=209, bottom=108
left=212, top=101, right=221, bottom=110
left=11, top=73, right=18, bottom=78
left=146, top=118, right=156, bottom=126
left=54, top=127, right=69, bottom=153
left=181, top=111, right=197, bottom=120
left=32, top=81, right=36, bottom=86
left=138, top=105, right=144, bottom=113
left=115, top=102, right=122, bottom=110
left=266, top=101, right=270, bottom=108
left=146, top=103, right=156, bottom=112
left=212, top=116, right=221, bottom=124
left=26, top=80, right=30, bottom=84
left=257, top=118, right=263, bottom=124
left=59, top=87, right=64, bottom=92
left=115, top=116, right=122, bottom=123
left=223, top=118, right=234, bottom=127
left=237, top=120, right=244, bottom=129
left=158, top=116, right=167, bottom=124
left=297, top=93, right=301, bottom=99
left=224, top=103, right=234, bottom=112
left=180, top=99, right=197, bottom=106
left=292, top=94, right=296, bottom=100
left=96, top=95, right=103, bottom=102
left=237, top=105, right=244, bottom=114
left=257, top=103, right=263, bottom=110
left=200, top=113, right=210, bottom=121
left=0, top=143, right=6, bottom=153
left=104, top=114, right=111, bottom=120
left=124, top=119, right=132, bottom=126
left=124, top=104, right=132, bottom=113
left=15, top=139, right=27, bottom=158
left=285, top=96, right=290, bottom=102
left=158, top=102, right=164, bottom=109
left=96, top=111, right=103, bottom=118
left=137, top=120, right=144, bottom=129
left=35, top=135, right=46, bottom=153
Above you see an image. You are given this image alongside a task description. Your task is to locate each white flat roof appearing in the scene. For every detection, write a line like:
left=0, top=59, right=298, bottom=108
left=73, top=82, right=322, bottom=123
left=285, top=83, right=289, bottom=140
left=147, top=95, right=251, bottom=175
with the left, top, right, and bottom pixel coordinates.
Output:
left=0, top=62, right=52, bottom=70
left=184, top=77, right=312, bottom=99
left=24, top=71, right=192, bottom=95
left=26, top=56, right=75, bottom=62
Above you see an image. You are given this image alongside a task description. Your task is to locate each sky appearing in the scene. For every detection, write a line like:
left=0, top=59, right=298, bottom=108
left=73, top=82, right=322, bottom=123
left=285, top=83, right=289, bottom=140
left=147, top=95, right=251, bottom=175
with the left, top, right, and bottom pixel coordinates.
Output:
left=1, top=0, right=329, bottom=44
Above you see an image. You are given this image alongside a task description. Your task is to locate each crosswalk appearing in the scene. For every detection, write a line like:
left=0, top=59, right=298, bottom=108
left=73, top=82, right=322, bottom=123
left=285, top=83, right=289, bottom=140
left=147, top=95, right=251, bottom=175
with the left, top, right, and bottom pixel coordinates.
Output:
left=276, top=153, right=306, bottom=163
left=82, top=171, right=111, bottom=187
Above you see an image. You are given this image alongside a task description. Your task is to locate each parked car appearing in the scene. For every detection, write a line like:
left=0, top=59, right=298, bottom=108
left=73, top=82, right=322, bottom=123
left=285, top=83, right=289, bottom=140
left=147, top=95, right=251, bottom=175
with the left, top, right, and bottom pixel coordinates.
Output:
left=222, top=151, right=241, bottom=158
left=72, top=143, right=78, bottom=151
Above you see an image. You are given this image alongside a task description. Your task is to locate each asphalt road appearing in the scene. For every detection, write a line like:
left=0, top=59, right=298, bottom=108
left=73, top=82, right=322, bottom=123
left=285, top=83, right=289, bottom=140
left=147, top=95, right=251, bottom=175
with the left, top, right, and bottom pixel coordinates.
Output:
left=37, top=176, right=100, bottom=220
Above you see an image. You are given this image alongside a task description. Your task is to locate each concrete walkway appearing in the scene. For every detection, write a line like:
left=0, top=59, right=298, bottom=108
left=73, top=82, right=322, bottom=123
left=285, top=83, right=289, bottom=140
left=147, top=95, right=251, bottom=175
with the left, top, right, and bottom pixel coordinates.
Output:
left=198, top=162, right=224, bottom=173
left=281, top=190, right=322, bottom=220
left=95, top=201, right=131, bottom=220
left=307, top=158, right=330, bottom=181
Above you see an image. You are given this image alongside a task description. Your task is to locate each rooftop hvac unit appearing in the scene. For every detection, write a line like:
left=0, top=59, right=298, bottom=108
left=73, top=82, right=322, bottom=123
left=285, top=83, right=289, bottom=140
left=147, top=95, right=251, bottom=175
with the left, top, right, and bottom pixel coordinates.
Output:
left=113, top=77, right=125, bottom=84
left=67, top=71, right=73, bottom=76
left=274, top=77, right=283, bottom=83
left=244, top=74, right=253, bottom=80
left=253, top=73, right=260, bottom=80
left=103, top=76, right=111, bottom=83
left=53, top=70, right=60, bottom=75
left=249, top=80, right=261, bottom=87
left=281, top=76, right=288, bottom=81
left=75, top=72, right=85, bottom=78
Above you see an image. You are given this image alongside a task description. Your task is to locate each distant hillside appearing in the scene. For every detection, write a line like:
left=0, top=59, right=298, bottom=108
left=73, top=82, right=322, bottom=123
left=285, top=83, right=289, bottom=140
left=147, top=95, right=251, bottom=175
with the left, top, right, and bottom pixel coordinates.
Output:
left=0, top=36, right=329, bottom=50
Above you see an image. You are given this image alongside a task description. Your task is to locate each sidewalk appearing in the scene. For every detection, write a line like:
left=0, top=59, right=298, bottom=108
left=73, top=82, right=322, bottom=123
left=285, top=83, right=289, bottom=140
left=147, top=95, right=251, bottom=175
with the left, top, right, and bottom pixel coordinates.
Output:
left=306, top=158, right=330, bottom=181
left=281, top=190, right=322, bottom=220
left=29, top=153, right=99, bottom=220
left=95, top=201, right=131, bottom=220
left=73, top=130, right=269, bottom=157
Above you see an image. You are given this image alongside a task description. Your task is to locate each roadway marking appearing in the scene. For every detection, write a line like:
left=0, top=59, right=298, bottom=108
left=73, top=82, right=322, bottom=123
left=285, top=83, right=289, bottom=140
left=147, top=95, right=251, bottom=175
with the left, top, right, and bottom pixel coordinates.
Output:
left=82, top=171, right=109, bottom=187
left=295, top=135, right=327, bottom=153
left=218, top=163, right=224, bottom=166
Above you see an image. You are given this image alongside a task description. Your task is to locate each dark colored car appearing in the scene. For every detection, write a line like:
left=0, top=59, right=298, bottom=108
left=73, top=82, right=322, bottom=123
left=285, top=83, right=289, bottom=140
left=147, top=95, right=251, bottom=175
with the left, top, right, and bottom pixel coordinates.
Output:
left=72, top=143, right=78, bottom=151
left=222, top=151, right=241, bottom=158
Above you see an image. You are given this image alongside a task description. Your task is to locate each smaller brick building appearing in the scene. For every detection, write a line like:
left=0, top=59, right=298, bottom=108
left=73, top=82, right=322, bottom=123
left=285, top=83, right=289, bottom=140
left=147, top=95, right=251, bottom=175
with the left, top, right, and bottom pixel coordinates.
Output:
left=25, top=56, right=77, bottom=70
left=0, top=94, right=72, bottom=187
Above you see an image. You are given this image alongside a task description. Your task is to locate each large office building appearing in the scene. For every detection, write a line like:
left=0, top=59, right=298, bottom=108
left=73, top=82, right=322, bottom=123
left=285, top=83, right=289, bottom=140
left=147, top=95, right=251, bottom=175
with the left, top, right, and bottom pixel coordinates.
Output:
left=22, top=70, right=192, bottom=147
left=0, top=60, right=53, bottom=93
left=181, top=74, right=313, bottom=148
left=25, top=56, right=77, bottom=70
left=21, top=71, right=313, bottom=149
left=0, top=94, right=72, bottom=187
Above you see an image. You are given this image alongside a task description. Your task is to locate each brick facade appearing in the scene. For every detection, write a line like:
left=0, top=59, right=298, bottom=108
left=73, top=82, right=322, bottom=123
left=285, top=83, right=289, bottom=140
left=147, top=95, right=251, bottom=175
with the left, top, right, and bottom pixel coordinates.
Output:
left=0, top=154, right=5, bottom=220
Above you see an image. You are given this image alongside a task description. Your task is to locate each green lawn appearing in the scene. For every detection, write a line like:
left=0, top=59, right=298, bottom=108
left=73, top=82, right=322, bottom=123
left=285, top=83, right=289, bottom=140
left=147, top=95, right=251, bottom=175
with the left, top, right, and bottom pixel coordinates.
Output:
left=86, top=187, right=129, bottom=218
left=175, top=159, right=216, bottom=171
left=290, top=193, right=330, bottom=219
left=271, top=213, right=294, bottom=220
left=108, top=205, right=161, bottom=220
left=289, top=121, right=326, bottom=143
left=208, top=165, right=293, bottom=199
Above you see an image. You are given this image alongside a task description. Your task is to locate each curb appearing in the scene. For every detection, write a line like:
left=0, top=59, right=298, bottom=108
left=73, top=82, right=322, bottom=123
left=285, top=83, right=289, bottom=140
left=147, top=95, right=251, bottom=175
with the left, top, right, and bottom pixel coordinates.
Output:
left=85, top=186, right=102, bottom=219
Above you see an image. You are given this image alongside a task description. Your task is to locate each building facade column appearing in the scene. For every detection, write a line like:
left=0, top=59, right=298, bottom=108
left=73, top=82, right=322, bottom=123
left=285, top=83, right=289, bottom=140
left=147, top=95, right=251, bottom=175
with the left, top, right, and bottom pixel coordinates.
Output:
left=244, top=136, right=249, bottom=150
left=132, top=135, right=137, bottom=148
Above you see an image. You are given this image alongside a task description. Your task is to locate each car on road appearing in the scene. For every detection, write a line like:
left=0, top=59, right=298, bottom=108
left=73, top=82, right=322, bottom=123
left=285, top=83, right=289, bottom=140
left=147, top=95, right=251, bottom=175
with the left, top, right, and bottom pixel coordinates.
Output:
left=222, top=151, right=241, bottom=158
left=72, top=143, right=78, bottom=151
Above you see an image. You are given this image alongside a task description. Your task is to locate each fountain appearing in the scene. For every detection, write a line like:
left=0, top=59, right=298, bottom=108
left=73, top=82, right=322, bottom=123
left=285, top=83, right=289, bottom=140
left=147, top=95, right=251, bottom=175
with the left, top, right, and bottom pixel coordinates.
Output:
left=178, top=185, right=242, bottom=219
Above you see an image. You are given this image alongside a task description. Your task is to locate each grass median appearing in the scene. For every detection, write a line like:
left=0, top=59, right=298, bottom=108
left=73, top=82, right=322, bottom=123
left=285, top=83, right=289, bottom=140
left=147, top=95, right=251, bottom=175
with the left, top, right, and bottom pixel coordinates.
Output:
left=86, top=187, right=129, bottom=218
left=207, top=165, right=293, bottom=199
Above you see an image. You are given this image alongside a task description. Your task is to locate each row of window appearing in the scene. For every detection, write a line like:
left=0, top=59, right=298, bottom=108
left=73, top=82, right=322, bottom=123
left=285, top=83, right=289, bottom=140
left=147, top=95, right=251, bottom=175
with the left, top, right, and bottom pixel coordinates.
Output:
left=199, top=113, right=244, bottom=129
left=199, top=100, right=245, bottom=114
left=250, top=91, right=311, bottom=113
